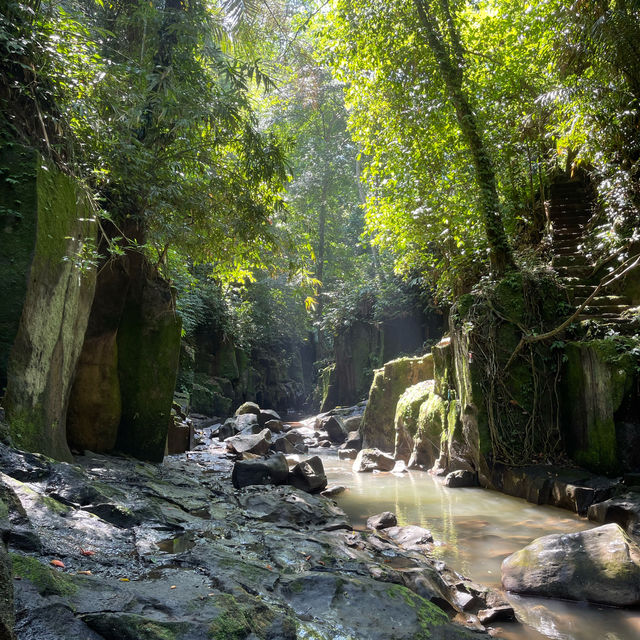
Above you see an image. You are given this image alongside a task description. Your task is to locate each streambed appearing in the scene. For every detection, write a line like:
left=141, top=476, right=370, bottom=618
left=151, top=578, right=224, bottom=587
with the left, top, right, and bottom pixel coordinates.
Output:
left=322, top=454, right=640, bottom=640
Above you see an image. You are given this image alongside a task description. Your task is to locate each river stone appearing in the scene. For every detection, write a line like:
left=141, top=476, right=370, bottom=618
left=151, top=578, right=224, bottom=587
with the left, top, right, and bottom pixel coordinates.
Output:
left=322, top=416, right=348, bottom=444
left=353, top=448, right=395, bottom=473
left=271, top=434, right=297, bottom=454
left=264, top=419, right=284, bottom=433
left=338, top=448, right=358, bottom=460
left=283, top=430, right=304, bottom=446
left=321, top=485, right=346, bottom=498
left=367, top=512, right=397, bottom=530
left=384, top=525, right=434, bottom=549
left=232, top=454, right=289, bottom=489
left=501, top=523, right=640, bottom=606
left=444, top=470, right=478, bottom=488
left=236, top=412, right=260, bottom=431
left=235, top=402, right=260, bottom=416
left=289, top=456, right=327, bottom=493
left=225, top=429, right=272, bottom=455
left=258, top=409, right=282, bottom=426
left=341, top=429, right=362, bottom=451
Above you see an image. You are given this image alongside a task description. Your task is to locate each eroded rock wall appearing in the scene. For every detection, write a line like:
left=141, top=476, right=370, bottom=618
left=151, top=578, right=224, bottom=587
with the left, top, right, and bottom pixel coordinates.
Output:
left=1, top=145, right=96, bottom=462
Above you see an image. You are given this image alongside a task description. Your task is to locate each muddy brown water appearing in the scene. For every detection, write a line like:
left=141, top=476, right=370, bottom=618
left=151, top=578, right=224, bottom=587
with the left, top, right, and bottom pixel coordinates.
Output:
left=322, top=454, right=640, bottom=640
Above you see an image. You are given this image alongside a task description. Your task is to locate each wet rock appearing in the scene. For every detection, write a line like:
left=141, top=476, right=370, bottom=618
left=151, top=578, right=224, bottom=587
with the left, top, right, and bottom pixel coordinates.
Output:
left=264, top=419, right=284, bottom=433
left=278, top=572, right=476, bottom=640
left=258, top=409, right=282, bottom=427
left=318, top=440, right=332, bottom=448
left=271, top=434, right=297, bottom=454
left=237, top=412, right=260, bottom=432
left=289, top=456, right=328, bottom=493
left=353, top=448, right=395, bottom=473
left=167, top=419, right=193, bottom=454
left=232, top=454, right=289, bottom=489
left=322, top=416, right=348, bottom=444
left=237, top=485, right=349, bottom=530
left=225, top=429, right=272, bottom=456
left=444, top=470, right=478, bottom=488
left=282, top=430, right=304, bottom=446
left=235, top=401, right=260, bottom=416
left=321, top=486, right=346, bottom=498
left=502, top=523, right=640, bottom=606
left=218, top=418, right=239, bottom=441
left=392, top=460, right=408, bottom=474
left=367, top=512, right=397, bottom=530
left=343, top=415, right=362, bottom=432
left=587, top=492, right=640, bottom=541
left=384, top=525, right=433, bottom=549
left=338, top=449, right=357, bottom=461
left=477, top=605, right=515, bottom=624
left=341, top=429, right=362, bottom=451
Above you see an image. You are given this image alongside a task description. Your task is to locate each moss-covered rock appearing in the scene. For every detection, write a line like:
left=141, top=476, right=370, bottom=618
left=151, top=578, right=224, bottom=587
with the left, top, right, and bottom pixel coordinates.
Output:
left=444, top=271, right=566, bottom=477
left=560, top=338, right=640, bottom=475
left=394, top=381, right=434, bottom=461
left=3, top=146, right=96, bottom=462
left=319, top=364, right=337, bottom=413
left=190, top=374, right=232, bottom=417
left=361, top=354, right=434, bottom=451
left=116, top=257, right=182, bottom=462
left=0, top=537, right=13, bottom=639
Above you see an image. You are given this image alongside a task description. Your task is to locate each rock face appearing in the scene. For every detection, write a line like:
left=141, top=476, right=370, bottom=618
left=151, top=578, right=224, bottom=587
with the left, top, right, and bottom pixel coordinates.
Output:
left=66, top=250, right=181, bottom=463
left=560, top=339, right=640, bottom=475
left=502, top=523, right=640, bottom=606
left=353, top=448, right=395, bottom=473
left=444, top=470, right=478, bottom=488
left=1, top=146, right=96, bottom=463
left=361, top=354, right=435, bottom=451
left=394, top=380, right=434, bottom=462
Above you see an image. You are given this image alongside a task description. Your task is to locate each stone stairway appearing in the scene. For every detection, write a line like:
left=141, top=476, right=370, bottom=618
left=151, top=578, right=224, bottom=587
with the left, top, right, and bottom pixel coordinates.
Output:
left=549, top=180, right=634, bottom=328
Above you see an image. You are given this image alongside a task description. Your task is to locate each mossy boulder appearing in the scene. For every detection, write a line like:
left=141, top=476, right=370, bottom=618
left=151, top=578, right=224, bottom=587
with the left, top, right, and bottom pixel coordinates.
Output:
left=502, top=523, right=640, bottom=606
left=191, top=374, right=232, bottom=417
left=560, top=338, right=640, bottom=475
left=361, top=354, right=434, bottom=451
left=2, top=146, right=96, bottom=462
left=318, top=363, right=338, bottom=413
left=394, top=381, right=434, bottom=461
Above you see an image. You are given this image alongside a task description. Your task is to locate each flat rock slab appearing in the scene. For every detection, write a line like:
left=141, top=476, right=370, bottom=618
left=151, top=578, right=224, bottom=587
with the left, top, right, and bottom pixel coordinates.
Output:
left=502, top=523, right=640, bottom=606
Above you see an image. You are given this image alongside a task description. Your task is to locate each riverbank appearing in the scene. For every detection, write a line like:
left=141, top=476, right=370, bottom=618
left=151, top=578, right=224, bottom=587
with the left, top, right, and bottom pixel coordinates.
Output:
left=1, top=433, right=505, bottom=640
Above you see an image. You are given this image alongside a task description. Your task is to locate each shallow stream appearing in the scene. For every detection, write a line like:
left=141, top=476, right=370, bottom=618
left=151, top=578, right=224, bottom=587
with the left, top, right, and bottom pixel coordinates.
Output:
left=322, top=455, right=640, bottom=640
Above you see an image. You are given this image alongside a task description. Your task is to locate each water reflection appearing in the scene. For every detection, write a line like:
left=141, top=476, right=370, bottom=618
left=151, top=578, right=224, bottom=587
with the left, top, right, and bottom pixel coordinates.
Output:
left=322, top=455, right=640, bottom=640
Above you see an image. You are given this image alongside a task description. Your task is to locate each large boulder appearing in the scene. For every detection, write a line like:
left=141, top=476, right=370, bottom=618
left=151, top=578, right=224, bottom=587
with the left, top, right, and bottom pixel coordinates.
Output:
left=235, top=402, right=260, bottom=417
left=225, top=429, right=272, bottom=456
left=501, top=523, right=640, bottom=606
left=258, top=409, right=282, bottom=427
left=232, top=454, right=289, bottom=489
left=353, top=448, right=395, bottom=473
left=322, top=416, right=348, bottom=444
left=289, top=456, right=328, bottom=493
left=360, top=354, right=434, bottom=451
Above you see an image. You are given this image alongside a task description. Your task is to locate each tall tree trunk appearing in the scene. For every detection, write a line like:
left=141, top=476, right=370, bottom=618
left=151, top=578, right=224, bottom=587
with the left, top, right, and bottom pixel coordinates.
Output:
left=414, top=0, right=515, bottom=275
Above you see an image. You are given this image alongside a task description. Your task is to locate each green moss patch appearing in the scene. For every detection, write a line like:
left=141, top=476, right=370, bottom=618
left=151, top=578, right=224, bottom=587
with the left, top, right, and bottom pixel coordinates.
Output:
left=11, top=553, right=76, bottom=596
